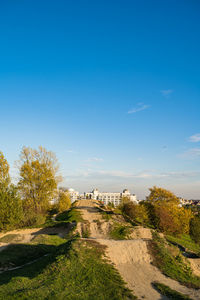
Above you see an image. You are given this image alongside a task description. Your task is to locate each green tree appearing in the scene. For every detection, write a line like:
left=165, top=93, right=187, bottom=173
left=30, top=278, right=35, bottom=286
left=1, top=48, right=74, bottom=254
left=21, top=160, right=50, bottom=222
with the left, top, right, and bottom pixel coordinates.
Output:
left=18, top=146, right=62, bottom=217
left=0, top=151, right=22, bottom=230
left=0, top=185, right=22, bottom=230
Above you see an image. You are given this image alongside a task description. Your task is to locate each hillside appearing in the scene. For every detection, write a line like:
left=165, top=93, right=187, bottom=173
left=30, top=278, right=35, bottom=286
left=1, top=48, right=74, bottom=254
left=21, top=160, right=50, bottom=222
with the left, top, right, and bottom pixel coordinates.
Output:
left=0, top=199, right=200, bottom=299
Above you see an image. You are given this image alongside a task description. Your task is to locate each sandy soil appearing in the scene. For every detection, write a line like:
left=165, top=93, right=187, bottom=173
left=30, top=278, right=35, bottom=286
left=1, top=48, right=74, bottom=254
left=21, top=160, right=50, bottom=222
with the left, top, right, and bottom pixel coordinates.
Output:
left=76, top=200, right=200, bottom=300
left=189, top=258, right=200, bottom=277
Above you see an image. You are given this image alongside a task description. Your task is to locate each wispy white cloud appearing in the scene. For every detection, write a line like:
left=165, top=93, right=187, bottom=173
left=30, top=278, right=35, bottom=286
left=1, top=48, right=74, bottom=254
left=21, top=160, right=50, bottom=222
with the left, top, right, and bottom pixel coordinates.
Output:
left=180, top=148, right=200, bottom=159
left=128, top=103, right=150, bottom=114
left=86, top=157, right=104, bottom=162
left=160, top=89, right=173, bottom=97
left=189, top=133, right=200, bottom=143
left=66, top=169, right=200, bottom=180
left=67, top=149, right=78, bottom=153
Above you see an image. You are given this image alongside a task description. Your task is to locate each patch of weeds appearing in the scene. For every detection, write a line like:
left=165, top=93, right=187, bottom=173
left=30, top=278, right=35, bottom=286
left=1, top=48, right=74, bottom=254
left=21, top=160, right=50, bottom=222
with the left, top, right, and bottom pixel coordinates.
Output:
left=0, top=234, right=22, bottom=243
left=101, top=211, right=113, bottom=221
left=153, top=282, right=192, bottom=299
left=81, top=222, right=91, bottom=238
left=148, top=232, right=200, bottom=288
left=109, top=223, right=130, bottom=240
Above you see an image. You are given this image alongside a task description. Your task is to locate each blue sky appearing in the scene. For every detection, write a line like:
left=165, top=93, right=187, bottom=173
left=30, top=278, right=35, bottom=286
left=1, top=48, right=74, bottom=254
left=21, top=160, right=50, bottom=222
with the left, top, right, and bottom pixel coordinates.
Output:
left=0, top=0, right=200, bottom=199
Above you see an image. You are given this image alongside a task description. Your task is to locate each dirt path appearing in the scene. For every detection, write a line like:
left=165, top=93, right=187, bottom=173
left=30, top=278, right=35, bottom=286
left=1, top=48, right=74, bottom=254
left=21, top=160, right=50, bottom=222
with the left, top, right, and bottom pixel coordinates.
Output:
left=76, top=200, right=200, bottom=300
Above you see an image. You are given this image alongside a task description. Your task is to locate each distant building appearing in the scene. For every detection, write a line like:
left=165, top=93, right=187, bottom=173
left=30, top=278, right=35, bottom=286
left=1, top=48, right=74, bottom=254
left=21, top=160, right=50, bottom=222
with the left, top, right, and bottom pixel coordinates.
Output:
left=85, top=188, right=137, bottom=206
left=179, top=197, right=200, bottom=206
left=68, top=188, right=79, bottom=203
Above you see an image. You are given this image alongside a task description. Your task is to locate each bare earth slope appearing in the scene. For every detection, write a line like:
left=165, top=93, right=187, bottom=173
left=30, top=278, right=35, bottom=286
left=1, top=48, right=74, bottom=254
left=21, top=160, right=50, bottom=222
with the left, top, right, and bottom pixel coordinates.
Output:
left=75, top=200, right=200, bottom=300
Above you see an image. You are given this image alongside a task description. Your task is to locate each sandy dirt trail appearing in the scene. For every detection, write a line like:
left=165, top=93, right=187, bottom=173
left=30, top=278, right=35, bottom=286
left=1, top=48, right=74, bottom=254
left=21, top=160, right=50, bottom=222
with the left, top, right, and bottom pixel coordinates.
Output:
left=76, top=200, right=200, bottom=300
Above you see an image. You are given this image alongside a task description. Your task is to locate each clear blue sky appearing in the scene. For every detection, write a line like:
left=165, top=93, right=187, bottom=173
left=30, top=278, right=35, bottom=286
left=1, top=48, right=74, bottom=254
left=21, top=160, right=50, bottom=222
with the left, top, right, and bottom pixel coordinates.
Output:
left=0, top=0, right=200, bottom=199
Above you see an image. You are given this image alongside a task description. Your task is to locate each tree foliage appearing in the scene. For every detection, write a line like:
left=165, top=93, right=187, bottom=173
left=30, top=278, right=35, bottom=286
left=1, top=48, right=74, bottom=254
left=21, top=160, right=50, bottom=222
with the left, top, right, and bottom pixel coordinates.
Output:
left=0, top=185, right=22, bottom=230
left=0, top=151, right=10, bottom=188
left=147, top=186, right=192, bottom=235
left=147, top=186, right=179, bottom=205
left=56, top=190, right=71, bottom=213
left=0, top=151, right=22, bottom=230
left=190, top=216, right=200, bottom=244
left=122, top=201, right=149, bottom=225
left=18, top=146, right=61, bottom=216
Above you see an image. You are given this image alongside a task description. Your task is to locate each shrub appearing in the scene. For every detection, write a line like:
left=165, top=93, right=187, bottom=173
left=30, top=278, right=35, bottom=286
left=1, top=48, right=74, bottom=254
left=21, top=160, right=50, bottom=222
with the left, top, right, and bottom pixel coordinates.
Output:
left=122, top=202, right=149, bottom=225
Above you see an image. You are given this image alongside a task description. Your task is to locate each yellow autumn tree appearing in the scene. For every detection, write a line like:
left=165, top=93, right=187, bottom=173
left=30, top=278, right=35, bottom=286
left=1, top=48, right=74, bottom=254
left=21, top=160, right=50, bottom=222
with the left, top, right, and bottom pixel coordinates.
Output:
left=0, top=151, right=10, bottom=188
left=18, top=146, right=62, bottom=220
left=147, top=186, right=192, bottom=235
left=56, top=190, right=71, bottom=213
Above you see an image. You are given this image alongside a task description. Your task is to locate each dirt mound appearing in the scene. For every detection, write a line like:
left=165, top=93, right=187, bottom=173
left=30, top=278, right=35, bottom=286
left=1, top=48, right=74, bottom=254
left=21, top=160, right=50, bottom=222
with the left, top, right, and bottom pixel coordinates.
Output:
left=129, top=226, right=152, bottom=240
left=76, top=200, right=200, bottom=300
left=97, top=238, right=200, bottom=300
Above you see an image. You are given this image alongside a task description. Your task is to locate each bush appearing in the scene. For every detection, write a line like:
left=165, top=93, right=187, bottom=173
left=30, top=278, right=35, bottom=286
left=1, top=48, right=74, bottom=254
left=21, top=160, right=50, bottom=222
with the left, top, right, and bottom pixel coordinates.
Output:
left=122, top=202, right=149, bottom=225
left=21, top=211, right=46, bottom=227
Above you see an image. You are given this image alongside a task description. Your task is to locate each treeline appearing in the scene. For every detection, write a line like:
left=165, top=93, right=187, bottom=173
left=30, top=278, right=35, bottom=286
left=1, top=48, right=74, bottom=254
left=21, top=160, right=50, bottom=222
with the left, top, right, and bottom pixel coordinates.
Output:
left=121, top=187, right=200, bottom=244
left=0, top=147, right=71, bottom=231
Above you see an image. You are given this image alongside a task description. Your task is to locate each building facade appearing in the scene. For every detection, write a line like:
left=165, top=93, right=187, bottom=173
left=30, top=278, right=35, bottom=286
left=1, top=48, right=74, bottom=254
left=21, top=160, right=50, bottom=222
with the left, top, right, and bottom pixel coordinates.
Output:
left=68, top=188, right=79, bottom=203
left=85, top=188, right=137, bottom=206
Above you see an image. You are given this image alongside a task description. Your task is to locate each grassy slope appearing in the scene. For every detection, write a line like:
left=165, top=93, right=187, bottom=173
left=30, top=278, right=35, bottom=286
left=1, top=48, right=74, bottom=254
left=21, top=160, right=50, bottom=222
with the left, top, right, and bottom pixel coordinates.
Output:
left=148, top=232, right=200, bottom=289
left=153, top=282, right=192, bottom=300
left=0, top=207, right=136, bottom=299
left=0, top=238, right=136, bottom=300
left=166, top=234, right=200, bottom=255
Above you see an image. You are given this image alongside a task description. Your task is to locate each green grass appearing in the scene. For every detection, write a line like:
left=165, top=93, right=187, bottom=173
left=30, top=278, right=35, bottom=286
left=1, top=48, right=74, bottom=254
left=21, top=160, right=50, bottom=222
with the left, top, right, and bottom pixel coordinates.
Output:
left=19, top=208, right=83, bottom=229
left=0, top=235, right=66, bottom=270
left=55, top=208, right=83, bottom=223
left=148, top=232, right=200, bottom=289
left=109, top=223, right=130, bottom=240
left=0, top=244, right=50, bottom=269
left=0, top=238, right=137, bottom=300
left=166, top=234, right=200, bottom=255
left=0, top=234, right=22, bottom=243
left=153, top=282, right=192, bottom=299
left=101, top=211, right=113, bottom=221
left=31, top=234, right=67, bottom=246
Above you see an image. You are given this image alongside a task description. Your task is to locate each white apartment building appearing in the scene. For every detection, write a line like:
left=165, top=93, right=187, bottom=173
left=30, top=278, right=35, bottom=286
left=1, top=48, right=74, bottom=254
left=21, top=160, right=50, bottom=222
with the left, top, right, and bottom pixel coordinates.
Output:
left=68, top=188, right=79, bottom=203
left=85, top=188, right=137, bottom=206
